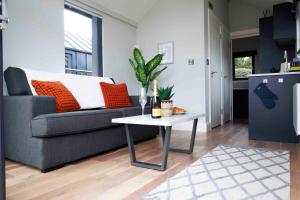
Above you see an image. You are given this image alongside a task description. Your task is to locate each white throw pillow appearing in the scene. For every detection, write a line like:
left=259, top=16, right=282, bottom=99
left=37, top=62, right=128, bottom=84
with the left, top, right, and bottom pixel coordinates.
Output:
left=22, top=68, right=113, bottom=109
left=62, top=74, right=113, bottom=109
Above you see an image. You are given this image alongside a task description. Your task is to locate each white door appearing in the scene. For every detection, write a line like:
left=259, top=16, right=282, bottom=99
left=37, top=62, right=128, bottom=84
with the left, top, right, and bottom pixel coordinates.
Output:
left=222, top=30, right=231, bottom=123
left=209, top=11, right=222, bottom=128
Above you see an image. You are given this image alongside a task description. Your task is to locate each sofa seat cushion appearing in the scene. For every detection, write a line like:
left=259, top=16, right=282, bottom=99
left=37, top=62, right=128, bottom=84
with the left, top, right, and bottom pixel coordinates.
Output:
left=31, top=110, right=123, bottom=138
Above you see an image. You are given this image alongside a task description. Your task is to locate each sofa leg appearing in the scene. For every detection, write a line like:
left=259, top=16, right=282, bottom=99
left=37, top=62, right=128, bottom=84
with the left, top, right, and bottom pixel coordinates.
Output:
left=41, top=164, right=65, bottom=173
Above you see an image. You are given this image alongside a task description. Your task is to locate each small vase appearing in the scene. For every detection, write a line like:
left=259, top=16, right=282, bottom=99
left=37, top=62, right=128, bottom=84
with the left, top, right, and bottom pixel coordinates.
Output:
left=161, top=100, right=173, bottom=117
left=139, top=87, right=147, bottom=116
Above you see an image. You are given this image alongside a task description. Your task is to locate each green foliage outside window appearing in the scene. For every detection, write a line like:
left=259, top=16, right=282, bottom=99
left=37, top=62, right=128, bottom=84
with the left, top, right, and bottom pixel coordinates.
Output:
left=234, top=56, right=253, bottom=79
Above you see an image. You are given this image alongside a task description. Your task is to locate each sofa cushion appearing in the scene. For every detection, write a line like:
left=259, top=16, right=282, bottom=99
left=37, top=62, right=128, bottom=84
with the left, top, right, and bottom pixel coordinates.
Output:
left=31, top=109, right=123, bottom=138
left=31, top=80, right=81, bottom=113
left=21, top=68, right=114, bottom=109
left=100, top=82, right=132, bottom=109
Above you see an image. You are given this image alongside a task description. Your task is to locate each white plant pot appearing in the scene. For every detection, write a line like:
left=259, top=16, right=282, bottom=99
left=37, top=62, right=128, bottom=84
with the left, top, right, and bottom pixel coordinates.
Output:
left=161, top=100, right=173, bottom=117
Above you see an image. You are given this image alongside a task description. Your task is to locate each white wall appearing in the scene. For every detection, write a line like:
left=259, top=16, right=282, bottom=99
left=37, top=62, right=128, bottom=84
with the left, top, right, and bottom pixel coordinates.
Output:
left=137, top=0, right=207, bottom=130
left=229, top=0, right=264, bottom=32
left=70, top=0, right=139, bottom=95
left=102, top=15, right=138, bottom=95
left=3, top=0, right=138, bottom=95
left=207, top=0, right=229, bottom=28
left=3, top=0, right=230, bottom=129
left=3, top=0, right=65, bottom=94
left=3, top=0, right=65, bottom=73
left=136, top=0, right=229, bottom=131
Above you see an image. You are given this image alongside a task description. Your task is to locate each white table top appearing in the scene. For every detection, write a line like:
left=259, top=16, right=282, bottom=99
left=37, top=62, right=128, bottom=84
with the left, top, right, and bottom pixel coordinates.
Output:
left=112, top=113, right=203, bottom=126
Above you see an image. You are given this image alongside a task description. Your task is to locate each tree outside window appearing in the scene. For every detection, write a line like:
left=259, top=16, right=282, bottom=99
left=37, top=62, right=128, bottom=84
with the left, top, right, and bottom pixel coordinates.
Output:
left=233, top=51, right=256, bottom=80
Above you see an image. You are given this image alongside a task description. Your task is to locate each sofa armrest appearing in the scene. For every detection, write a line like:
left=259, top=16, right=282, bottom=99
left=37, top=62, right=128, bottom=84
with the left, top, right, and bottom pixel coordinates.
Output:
left=130, top=96, right=151, bottom=107
left=4, top=96, right=56, bottom=118
left=3, top=96, right=56, bottom=170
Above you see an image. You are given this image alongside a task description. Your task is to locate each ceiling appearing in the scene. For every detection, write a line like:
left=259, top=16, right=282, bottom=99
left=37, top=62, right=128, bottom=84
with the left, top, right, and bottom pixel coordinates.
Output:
left=89, top=0, right=159, bottom=24
left=87, top=0, right=294, bottom=25
left=238, top=0, right=293, bottom=10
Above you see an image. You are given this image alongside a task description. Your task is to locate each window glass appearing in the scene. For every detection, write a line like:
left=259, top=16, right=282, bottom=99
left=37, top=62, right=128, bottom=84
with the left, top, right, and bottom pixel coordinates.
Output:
left=233, top=52, right=256, bottom=80
left=234, top=56, right=253, bottom=79
left=64, top=8, right=93, bottom=76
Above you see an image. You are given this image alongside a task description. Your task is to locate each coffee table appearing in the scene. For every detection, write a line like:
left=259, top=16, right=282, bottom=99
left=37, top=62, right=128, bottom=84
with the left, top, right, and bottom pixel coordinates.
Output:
left=112, top=113, right=202, bottom=171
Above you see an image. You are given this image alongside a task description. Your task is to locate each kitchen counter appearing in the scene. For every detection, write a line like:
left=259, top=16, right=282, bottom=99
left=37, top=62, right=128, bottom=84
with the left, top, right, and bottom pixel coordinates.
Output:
left=248, top=73, right=300, bottom=143
left=249, top=72, right=300, bottom=77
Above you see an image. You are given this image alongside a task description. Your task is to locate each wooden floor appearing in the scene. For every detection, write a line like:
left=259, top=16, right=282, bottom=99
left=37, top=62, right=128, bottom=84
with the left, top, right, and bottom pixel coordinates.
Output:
left=5, top=120, right=300, bottom=200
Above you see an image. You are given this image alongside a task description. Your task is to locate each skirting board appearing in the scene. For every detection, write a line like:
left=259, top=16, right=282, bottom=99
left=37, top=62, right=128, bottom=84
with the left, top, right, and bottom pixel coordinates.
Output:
left=172, top=117, right=208, bottom=132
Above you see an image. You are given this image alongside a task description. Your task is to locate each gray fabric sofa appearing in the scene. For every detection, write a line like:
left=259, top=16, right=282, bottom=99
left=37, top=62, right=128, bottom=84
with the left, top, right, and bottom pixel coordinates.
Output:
left=4, top=67, right=158, bottom=172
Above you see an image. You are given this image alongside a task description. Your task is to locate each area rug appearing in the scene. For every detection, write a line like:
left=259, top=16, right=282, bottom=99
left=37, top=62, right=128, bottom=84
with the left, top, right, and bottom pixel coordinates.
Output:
left=142, top=145, right=290, bottom=200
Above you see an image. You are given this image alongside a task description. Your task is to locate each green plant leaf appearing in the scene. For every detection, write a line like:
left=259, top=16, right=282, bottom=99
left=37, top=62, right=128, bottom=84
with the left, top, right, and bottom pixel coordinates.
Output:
left=137, top=64, right=147, bottom=86
left=150, top=66, right=167, bottom=82
left=169, top=93, right=175, bottom=99
left=133, top=48, right=145, bottom=67
left=145, top=54, right=163, bottom=75
left=129, top=49, right=166, bottom=92
left=129, top=58, right=141, bottom=82
left=129, top=58, right=137, bottom=71
left=157, top=85, right=175, bottom=100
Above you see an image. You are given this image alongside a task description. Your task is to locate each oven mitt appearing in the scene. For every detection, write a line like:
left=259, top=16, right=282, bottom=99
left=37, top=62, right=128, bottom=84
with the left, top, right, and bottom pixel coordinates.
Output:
left=254, top=83, right=278, bottom=109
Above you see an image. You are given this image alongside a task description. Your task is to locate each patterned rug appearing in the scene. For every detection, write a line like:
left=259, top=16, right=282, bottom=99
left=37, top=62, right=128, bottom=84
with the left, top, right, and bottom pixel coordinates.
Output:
left=142, top=145, right=290, bottom=200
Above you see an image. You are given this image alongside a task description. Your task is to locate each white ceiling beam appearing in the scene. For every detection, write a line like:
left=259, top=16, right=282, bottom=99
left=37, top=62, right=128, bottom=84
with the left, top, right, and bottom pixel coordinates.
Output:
left=230, top=28, right=260, bottom=39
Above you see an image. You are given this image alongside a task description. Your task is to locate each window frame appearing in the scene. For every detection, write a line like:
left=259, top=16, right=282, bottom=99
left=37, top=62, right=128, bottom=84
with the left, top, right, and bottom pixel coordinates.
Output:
left=233, top=51, right=257, bottom=81
left=64, top=5, right=93, bottom=19
left=64, top=5, right=103, bottom=77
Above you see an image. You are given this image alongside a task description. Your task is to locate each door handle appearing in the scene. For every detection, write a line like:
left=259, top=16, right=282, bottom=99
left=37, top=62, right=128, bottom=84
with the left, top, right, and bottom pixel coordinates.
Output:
left=211, top=71, right=217, bottom=75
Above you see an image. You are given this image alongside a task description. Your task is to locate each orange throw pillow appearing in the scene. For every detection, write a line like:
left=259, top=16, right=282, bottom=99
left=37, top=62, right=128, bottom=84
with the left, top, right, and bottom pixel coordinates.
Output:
left=100, top=82, right=132, bottom=109
left=31, top=80, right=80, bottom=113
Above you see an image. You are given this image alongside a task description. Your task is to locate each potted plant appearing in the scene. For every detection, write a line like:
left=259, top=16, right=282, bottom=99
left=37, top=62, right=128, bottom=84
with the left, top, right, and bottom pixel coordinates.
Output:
left=158, top=85, right=175, bottom=117
left=129, top=48, right=167, bottom=93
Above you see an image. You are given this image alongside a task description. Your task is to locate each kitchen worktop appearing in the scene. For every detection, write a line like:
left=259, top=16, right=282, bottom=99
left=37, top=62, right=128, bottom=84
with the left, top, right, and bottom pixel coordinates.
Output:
left=249, top=72, right=300, bottom=77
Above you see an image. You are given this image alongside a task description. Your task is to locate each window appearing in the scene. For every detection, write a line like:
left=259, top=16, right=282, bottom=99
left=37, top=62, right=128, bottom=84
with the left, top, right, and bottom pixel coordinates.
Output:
left=233, top=51, right=256, bottom=80
left=64, top=6, right=103, bottom=76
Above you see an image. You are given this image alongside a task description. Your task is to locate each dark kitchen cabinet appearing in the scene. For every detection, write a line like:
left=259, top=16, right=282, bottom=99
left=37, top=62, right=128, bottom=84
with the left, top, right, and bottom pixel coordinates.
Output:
left=233, top=89, right=248, bottom=119
left=273, top=2, right=296, bottom=46
left=259, top=17, right=295, bottom=73
left=249, top=74, right=300, bottom=143
left=260, top=17, right=285, bottom=73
